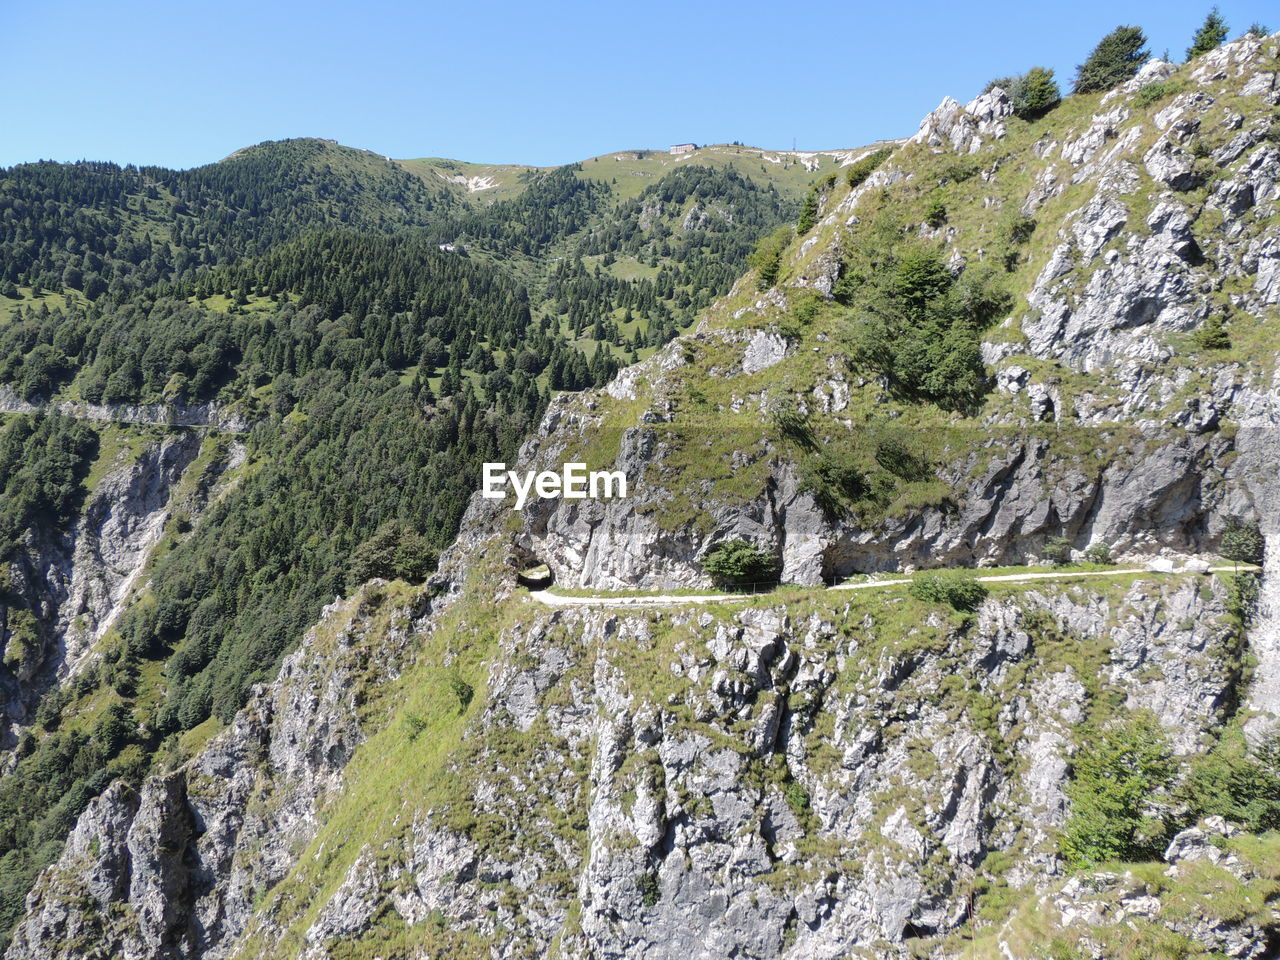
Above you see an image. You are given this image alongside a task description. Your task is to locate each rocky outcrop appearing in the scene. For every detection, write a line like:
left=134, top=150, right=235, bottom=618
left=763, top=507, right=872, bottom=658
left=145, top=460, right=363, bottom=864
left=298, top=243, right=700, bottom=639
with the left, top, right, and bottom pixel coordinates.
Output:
left=1245, top=532, right=1280, bottom=744
left=1101, top=58, right=1178, bottom=103
left=501, top=365, right=1231, bottom=590
left=1019, top=45, right=1279, bottom=381
left=1035, top=817, right=1278, bottom=960
left=0, top=430, right=209, bottom=737
left=6, top=583, right=429, bottom=960
left=52, top=433, right=208, bottom=680
left=909, top=89, right=1013, bottom=155
left=12, top=503, right=1270, bottom=960
left=510, top=412, right=833, bottom=588
left=55, top=572, right=1239, bottom=960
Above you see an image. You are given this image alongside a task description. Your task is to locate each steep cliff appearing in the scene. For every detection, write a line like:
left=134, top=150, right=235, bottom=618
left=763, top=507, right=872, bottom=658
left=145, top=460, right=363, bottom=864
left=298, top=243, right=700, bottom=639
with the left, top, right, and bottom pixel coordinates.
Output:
left=0, top=423, right=235, bottom=737
left=504, top=33, right=1280, bottom=592
left=7, top=30, right=1280, bottom=960
left=6, top=580, right=425, bottom=960
left=12, top=519, right=1273, bottom=958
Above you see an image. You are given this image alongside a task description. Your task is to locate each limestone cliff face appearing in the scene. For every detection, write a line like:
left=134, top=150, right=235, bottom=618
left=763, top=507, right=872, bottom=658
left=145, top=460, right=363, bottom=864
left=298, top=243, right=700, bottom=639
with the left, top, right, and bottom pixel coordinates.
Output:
left=0, top=387, right=251, bottom=433
left=11, top=552, right=1268, bottom=959
left=0, top=430, right=216, bottom=739
left=502, top=33, right=1280, bottom=595
left=5, top=582, right=430, bottom=960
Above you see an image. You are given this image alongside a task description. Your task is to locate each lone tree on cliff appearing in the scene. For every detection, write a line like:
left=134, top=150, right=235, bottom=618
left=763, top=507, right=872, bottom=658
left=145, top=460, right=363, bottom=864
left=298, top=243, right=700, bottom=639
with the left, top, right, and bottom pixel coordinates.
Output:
left=1018, top=67, right=1062, bottom=119
left=984, top=66, right=1061, bottom=120
left=1187, top=7, right=1229, bottom=60
left=1074, top=25, right=1150, bottom=94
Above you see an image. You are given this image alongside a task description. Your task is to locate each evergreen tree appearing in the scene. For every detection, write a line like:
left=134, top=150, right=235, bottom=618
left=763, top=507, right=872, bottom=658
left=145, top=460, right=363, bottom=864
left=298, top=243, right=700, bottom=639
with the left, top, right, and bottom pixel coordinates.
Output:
left=1074, top=25, right=1150, bottom=93
left=1187, top=7, right=1229, bottom=60
left=796, top=189, right=820, bottom=233
left=1017, top=66, right=1061, bottom=120
left=701, top=540, right=778, bottom=588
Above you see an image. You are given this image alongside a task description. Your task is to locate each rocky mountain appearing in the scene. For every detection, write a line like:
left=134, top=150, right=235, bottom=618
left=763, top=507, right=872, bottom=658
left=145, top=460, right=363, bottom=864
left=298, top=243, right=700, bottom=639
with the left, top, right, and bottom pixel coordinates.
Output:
left=2, top=28, right=1280, bottom=960
left=0, top=117, right=868, bottom=950
left=509, top=37, right=1280, bottom=595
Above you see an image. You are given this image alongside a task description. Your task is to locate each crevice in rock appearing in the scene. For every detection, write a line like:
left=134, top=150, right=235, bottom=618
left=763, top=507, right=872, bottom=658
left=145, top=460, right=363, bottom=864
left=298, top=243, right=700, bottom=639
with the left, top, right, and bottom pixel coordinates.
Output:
left=976, top=444, right=1031, bottom=541
left=654, top=810, right=687, bottom=865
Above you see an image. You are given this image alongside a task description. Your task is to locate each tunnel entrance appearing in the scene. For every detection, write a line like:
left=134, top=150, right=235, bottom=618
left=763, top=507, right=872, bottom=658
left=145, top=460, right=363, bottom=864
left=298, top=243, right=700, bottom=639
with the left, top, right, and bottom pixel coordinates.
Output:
left=516, top=562, right=554, bottom=590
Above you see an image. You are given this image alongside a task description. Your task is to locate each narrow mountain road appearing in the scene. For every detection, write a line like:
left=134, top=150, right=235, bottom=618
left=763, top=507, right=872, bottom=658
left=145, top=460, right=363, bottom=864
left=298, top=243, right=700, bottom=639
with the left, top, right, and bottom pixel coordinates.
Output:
left=0, top=390, right=249, bottom=433
left=527, top=565, right=1255, bottom=608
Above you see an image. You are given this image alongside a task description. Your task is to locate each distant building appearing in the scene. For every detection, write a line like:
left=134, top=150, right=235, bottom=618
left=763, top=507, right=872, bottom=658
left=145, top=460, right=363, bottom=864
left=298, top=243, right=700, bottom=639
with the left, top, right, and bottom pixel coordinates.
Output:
left=669, top=143, right=698, bottom=155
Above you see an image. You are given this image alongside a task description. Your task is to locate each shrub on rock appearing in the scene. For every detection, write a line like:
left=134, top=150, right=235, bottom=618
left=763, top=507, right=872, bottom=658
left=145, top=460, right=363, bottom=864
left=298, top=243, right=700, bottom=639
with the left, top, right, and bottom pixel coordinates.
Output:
left=701, top=540, right=778, bottom=588
left=909, top=570, right=988, bottom=611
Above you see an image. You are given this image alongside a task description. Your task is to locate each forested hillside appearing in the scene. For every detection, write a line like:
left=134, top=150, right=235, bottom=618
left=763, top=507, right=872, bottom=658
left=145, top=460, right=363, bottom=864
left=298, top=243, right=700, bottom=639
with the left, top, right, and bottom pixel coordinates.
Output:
left=0, top=140, right=449, bottom=304
left=0, top=133, right=843, bottom=945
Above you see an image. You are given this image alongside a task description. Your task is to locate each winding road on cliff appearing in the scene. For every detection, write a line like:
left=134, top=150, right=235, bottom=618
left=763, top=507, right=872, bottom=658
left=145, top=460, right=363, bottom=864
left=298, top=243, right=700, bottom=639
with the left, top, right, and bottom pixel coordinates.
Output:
left=528, top=564, right=1254, bottom=608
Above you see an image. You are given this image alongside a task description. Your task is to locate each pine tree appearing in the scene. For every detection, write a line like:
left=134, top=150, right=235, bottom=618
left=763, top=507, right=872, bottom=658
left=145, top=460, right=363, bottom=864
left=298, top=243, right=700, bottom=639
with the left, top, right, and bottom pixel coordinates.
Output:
left=438, top=367, right=456, bottom=397
left=796, top=189, right=820, bottom=233
left=1074, top=25, right=1150, bottom=94
left=1018, top=67, right=1061, bottom=120
left=1187, top=7, right=1229, bottom=60
left=1192, top=314, right=1231, bottom=350
left=415, top=372, right=435, bottom=405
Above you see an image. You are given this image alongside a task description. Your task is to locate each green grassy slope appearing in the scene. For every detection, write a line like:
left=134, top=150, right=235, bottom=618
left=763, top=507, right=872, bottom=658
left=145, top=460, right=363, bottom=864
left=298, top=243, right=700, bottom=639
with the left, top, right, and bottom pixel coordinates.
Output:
left=396, top=156, right=549, bottom=203
left=399, top=141, right=897, bottom=205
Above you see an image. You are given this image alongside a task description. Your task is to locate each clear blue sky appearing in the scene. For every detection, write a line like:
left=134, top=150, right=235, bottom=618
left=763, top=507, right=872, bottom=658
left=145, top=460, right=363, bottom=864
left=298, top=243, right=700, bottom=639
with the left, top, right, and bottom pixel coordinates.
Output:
left=2, top=0, right=1270, bottom=170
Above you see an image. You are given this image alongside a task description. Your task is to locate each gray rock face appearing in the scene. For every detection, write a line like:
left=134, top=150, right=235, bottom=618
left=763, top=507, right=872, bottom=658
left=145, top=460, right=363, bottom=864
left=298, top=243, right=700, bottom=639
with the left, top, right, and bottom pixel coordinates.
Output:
left=1059, top=106, right=1131, bottom=168
left=1108, top=579, right=1238, bottom=753
left=742, top=331, right=789, bottom=375
left=149, top=580, right=1247, bottom=958
left=1245, top=532, right=1280, bottom=744
left=1163, top=815, right=1241, bottom=872
left=1251, top=228, right=1280, bottom=304
left=3, top=782, right=140, bottom=956
left=1189, top=31, right=1279, bottom=88
left=8, top=552, right=1269, bottom=960
left=909, top=90, right=1013, bottom=156
left=3, top=773, right=203, bottom=960
left=1143, top=122, right=1202, bottom=191
left=505, top=387, right=1229, bottom=590
left=54, top=433, right=207, bottom=681
left=1102, top=58, right=1177, bottom=103
left=1023, top=186, right=1205, bottom=374
left=0, top=388, right=250, bottom=433
left=0, top=430, right=207, bottom=739
left=127, top=774, right=198, bottom=958
left=5, top=584, right=431, bottom=960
